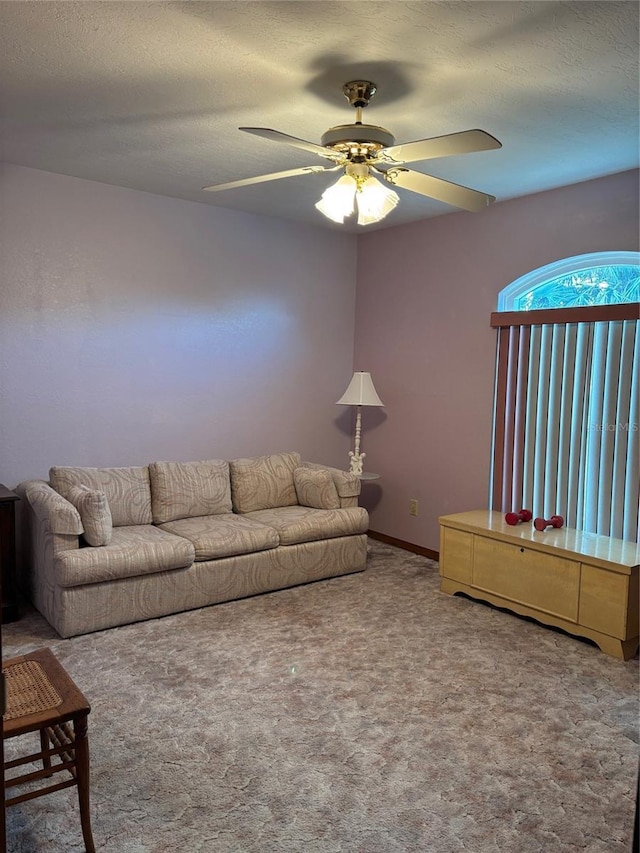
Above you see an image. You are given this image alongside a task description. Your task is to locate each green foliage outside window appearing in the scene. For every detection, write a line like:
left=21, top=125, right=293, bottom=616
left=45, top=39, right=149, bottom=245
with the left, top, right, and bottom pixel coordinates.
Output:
left=498, top=252, right=640, bottom=311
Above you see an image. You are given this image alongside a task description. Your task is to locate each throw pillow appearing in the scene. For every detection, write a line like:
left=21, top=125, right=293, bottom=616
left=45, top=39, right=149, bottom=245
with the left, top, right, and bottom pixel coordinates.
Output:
left=294, top=467, right=340, bottom=510
left=66, top=484, right=113, bottom=547
left=229, top=451, right=301, bottom=513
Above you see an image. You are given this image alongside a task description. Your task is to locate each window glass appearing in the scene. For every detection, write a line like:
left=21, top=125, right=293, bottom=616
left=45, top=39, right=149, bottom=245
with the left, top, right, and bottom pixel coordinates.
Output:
left=497, top=252, right=640, bottom=311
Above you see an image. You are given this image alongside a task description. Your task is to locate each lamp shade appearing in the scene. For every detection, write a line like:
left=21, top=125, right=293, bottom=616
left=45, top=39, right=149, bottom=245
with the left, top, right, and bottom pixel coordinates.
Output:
left=336, top=372, right=384, bottom=407
left=315, top=175, right=356, bottom=223
left=356, top=177, right=399, bottom=226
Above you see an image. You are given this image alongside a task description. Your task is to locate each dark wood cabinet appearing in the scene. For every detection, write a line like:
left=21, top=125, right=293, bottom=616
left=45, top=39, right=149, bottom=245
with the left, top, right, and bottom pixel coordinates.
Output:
left=0, top=485, right=20, bottom=624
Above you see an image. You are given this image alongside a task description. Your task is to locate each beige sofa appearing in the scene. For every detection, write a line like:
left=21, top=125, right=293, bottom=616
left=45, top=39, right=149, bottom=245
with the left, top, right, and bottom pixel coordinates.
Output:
left=18, top=452, right=368, bottom=638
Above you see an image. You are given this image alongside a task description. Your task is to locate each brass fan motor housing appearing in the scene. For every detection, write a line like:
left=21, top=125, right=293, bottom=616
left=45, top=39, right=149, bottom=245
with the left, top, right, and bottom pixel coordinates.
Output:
left=321, top=123, right=396, bottom=161
left=322, top=80, right=394, bottom=159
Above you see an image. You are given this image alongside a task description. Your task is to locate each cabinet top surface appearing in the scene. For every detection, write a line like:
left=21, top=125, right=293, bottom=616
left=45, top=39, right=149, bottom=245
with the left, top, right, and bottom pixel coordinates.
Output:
left=440, top=510, right=640, bottom=570
left=0, top=484, right=19, bottom=502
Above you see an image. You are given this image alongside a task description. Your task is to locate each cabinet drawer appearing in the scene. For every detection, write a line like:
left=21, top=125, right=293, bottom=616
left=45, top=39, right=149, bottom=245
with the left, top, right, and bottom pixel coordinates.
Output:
left=473, top=537, right=580, bottom=622
left=440, top=527, right=473, bottom=584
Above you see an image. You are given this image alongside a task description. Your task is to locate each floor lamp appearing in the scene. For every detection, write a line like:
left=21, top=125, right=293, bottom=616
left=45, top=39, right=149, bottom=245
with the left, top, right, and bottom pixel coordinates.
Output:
left=337, top=371, right=384, bottom=475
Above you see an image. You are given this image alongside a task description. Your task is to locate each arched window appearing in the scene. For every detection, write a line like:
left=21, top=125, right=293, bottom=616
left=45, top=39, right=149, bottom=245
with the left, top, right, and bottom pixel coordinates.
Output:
left=491, top=253, right=639, bottom=542
left=497, top=251, right=640, bottom=311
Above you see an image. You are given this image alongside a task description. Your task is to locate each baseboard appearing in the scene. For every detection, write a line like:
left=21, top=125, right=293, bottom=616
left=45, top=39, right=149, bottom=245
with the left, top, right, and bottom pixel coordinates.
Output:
left=368, top=530, right=439, bottom=562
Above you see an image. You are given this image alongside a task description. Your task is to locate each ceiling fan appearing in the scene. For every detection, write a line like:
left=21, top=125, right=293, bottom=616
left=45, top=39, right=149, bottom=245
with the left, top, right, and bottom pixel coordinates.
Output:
left=203, top=80, right=502, bottom=226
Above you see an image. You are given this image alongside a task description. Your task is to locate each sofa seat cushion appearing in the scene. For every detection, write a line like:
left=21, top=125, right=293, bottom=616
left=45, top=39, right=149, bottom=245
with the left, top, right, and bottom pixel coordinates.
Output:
left=149, top=459, right=232, bottom=524
left=54, top=525, right=195, bottom=588
left=229, top=452, right=301, bottom=513
left=50, top=465, right=152, bottom=527
left=158, top=514, right=279, bottom=561
left=243, top=506, right=369, bottom=546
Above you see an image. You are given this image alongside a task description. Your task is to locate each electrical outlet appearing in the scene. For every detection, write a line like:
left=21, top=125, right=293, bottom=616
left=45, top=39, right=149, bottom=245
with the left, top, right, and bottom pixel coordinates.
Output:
left=409, top=499, right=419, bottom=517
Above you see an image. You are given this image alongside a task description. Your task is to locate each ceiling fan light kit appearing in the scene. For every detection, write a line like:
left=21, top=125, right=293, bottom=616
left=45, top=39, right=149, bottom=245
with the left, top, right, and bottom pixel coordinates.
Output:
left=203, top=80, right=502, bottom=226
left=315, top=163, right=399, bottom=225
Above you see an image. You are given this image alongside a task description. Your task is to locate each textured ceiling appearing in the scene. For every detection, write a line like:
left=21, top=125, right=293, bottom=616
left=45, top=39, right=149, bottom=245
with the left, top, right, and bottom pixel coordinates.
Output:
left=1, top=1, right=638, bottom=232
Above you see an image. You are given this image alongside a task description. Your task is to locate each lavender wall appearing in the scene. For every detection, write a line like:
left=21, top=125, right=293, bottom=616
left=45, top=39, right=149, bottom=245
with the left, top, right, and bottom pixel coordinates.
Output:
left=2, top=164, right=637, bottom=555
left=355, top=170, right=639, bottom=552
left=0, top=164, right=358, bottom=488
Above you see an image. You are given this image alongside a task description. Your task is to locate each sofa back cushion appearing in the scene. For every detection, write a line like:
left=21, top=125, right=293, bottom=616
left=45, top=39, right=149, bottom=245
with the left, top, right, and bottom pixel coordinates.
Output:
left=50, top=465, right=152, bottom=527
left=229, top=451, right=301, bottom=513
left=149, top=459, right=232, bottom=524
left=66, top=484, right=113, bottom=546
left=293, top=467, right=341, bottom=510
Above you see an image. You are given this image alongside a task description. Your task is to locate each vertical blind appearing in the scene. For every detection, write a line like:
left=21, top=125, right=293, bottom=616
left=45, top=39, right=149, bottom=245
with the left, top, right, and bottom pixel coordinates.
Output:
left=490, top=312, right=639, bottom=542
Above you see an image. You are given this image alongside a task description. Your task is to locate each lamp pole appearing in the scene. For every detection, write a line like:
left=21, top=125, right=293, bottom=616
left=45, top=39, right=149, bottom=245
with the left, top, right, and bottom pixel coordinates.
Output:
left=348, top=406, right=365, bottom=475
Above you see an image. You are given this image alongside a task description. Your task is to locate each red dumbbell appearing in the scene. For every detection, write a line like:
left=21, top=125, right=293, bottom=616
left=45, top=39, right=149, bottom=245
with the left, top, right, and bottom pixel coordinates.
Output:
left=533, top=515, right=564, bottom=531
left=505, top=509, right=533, bottom=525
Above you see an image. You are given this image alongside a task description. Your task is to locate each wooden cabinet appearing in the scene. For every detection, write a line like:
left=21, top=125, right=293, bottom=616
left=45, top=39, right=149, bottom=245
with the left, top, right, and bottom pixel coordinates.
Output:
left=0, top=484, right=20, bottom=624
left=439, top=510, right=639, bottom=660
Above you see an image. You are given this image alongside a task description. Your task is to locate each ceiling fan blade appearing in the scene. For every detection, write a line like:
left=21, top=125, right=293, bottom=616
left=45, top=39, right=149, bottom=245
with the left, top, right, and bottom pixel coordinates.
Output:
left=240, top=127, right=339, bottom=161
left=203, top=164, right=341, bottom=193
left=375, top=166, right=496, bottom=212
left=380, top=129, right=502, bottom=165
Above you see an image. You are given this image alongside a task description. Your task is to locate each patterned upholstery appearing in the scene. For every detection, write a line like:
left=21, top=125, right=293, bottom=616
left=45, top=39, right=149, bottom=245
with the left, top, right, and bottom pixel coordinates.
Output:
left=229, top=452, right=301, bottom=513
left=294, top=467, right=340, bottom=509
left=66, top=485, right=113, bottom=546
left=243, top=505, right=369, bottom=546
left=158, top=513, right=279, bottom=560
left=19, top=453, right=369, bottom=638
left=55, top=525, right=195, bottom=587
left=149, top=459, right=232, bottom=524
left=52, top=535, right=368, bottom=638
left=24, top=480, right=83, bottom=536
left=50, top=465, right=152, bottom=527
left=300, top=461, right=361, bottom=506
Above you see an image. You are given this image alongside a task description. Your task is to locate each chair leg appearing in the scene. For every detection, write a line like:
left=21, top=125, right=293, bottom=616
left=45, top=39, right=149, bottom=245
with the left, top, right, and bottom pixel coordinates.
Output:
left=73, top=715, right=95, bottom=853
left=39, top=728, right=53, bottom=776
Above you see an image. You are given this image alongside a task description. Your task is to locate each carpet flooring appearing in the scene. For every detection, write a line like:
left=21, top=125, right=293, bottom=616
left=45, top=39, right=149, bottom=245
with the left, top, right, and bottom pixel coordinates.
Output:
left=2, top=539, right=638, bottom=852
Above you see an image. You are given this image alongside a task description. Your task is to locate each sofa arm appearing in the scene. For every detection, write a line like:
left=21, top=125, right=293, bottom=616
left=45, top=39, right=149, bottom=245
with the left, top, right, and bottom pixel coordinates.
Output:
left=22, top=480, right=83, bottom=539
left=301, top=461, right=361, bottom=508
left=16, top=480, right=82, bottom=628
